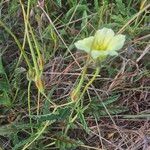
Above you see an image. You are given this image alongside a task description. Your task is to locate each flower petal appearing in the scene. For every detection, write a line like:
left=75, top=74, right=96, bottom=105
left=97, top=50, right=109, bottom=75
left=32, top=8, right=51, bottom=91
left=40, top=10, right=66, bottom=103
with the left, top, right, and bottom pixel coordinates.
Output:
left=92, top=28, right=115, bottom=50
left=91, top=50, right=108, bottom=59
left=107, top=50, right=118, bottom=56
left=74, top=36, right=94, bottom=53
left=107, top=34, right=125, bottom=51
left=90, top=49, right=118, bottom=60
left=103, top=28, right=115, bottom=47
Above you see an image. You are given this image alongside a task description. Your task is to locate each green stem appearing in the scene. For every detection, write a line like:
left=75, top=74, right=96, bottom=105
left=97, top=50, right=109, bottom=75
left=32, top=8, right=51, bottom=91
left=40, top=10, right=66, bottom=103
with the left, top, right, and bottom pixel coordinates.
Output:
left=20, top=0, right=40, bottom=76
left=37, top=91, right=40, bottom=116
left=72, top=65, right=87, bottom=98
left=42, top=92, right=57, bottom=108
left=0, top=20, right=32, bottom=70
left=28, top=81, right=31, bottom=117
left=28, top=23, right=42, bottom=60
left=27, top=0, right=31, bottom=20
left=28, top=80, right=33, bottom=133
left=80, top=67, right=100, bottom=100
left=22, top=121, right=50, bottom=150
left=65, top=66, right=100, bottom=135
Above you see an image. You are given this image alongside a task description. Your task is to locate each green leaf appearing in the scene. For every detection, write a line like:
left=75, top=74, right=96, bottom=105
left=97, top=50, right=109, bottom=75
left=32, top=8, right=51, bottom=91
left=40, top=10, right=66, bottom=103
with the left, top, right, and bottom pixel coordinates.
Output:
left=0, top=123, right=35, bottom=136
left=65, top=5, right=89, bottom=22
left=12, top=67, right=26, bottom=89
left=56, top=0, right=62, bottom=7
left=12, top=134, right=37, bottom=150
left=8, top=0, right=19, bottom=16
left=90, top=94, right=121, bottom=108
left=55, top=133, right=83, bottom=150
left=0, top=91, right=11, bottom=107
left=94, top=0, right=99, bottom=11
left=99, top=95, right=121, bottom=106
left=43, top=86, right=56, bottom=114
left=78, top=112, right=89, bottom=133
left=87, top=94, right=128, bottom=118
left=81, top=10, right=88, bottom=28
left=0, top=80, right=10, bottom=91
left=0, top=55, right=10, bottom=92
left=31, top=107, right=71, bottom=122
left=97, top=107, right=128, bottom=116
left=115, top=0, right=126, bottom=15
left=0, top=55, right=5, bottom=74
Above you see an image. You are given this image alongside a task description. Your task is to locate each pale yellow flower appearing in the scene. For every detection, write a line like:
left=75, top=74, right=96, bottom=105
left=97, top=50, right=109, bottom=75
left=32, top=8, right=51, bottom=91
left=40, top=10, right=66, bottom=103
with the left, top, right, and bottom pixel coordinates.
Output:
left=75, top=28, right=125, bottom=60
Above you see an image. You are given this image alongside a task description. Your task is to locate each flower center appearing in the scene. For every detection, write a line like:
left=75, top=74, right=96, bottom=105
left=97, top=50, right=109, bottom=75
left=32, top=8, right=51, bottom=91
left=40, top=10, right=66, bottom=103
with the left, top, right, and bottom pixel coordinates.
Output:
left=91, top=41, right=108, bottom=51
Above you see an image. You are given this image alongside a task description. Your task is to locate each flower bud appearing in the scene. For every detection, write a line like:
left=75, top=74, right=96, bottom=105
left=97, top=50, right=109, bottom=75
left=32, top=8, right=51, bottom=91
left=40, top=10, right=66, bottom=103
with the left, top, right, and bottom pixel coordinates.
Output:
left=38, top=56, right=45, bottom=71
left=35, top=76, right=44, bottom=93
left=70, top=89, right=80, bottom=102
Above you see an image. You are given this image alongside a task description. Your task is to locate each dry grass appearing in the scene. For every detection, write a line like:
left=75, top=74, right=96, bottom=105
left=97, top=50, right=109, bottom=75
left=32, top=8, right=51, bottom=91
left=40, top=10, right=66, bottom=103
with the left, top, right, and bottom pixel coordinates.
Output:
left=0, top=0, right=150, bottom=150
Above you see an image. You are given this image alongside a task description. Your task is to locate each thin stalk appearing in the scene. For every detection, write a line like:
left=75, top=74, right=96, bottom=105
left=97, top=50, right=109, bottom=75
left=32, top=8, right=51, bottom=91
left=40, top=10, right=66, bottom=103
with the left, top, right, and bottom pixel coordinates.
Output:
left=28, top=80, right=33, bottom=133
left=22, top=121, right=50, bottom=150
left=27, top=0, right=31, bottom=20
left=9, top=31, right=27, bottom=81
left=28, top=23, right=42, bottom=59
left=0, top=20, right=32, bottom=69
left=71, top=65, right=87, bottom=100
left=117, top=3, right=150, bottom=34
left=20, top=0, right=40, bottom=76
left=14, top=30, right=27, bottom=70
left=12, top=88, right=19, bottom=103
left=80, top=67, right=100, bottom=100
left=37, top=91, right=40, bottom=116
left=42, top=92, right=57, bottom=108
left=26, top=27, right=40, bottom=76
